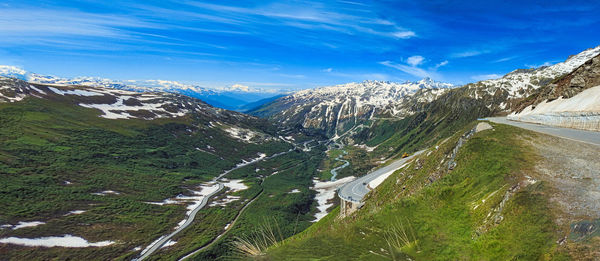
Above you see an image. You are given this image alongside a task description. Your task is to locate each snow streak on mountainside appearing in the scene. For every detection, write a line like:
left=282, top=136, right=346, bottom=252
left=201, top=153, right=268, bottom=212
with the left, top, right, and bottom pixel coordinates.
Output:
left=508, top=51, right=600, bottom=131
left=251, top=78, right=454, bottom=136
left=0, top=76, right=207, bottom=120
left=508, top=85, right=600, bottom=131
left=0, top=76, right=242, bottom=123
left=0, top=66, right=206, bottom=94
left=463, top=46, right=600, bottom=112
left=0, top=76, right=286, bottom=146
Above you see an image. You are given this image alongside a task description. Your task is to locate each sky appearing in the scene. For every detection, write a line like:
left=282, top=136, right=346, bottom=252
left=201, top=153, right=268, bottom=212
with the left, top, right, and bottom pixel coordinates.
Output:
left=1, top=0, right=600, bottom=92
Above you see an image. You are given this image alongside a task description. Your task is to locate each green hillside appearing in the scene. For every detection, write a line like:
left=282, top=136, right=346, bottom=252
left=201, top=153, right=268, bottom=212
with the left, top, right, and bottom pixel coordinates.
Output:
left=0, top=96, right=319, bottom=260
left=265, top=122, right=569, bottom=260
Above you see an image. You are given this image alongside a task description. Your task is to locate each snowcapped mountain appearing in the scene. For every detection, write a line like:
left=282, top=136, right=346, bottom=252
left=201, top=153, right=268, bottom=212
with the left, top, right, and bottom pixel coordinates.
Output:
left=462, top=45, right=600, bottom=111
left=507, top=51, right=600, bottom=131
left=0, top=66, right=281, bottom=111
left=250, top=78, right=455, bottom=137
left=0, top=65, right=191, bottom=91
left=250, top=46, right=600, bottom=137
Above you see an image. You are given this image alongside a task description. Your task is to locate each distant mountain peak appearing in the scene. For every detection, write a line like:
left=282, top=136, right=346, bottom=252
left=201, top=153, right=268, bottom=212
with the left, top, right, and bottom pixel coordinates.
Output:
left=252, top=78, right=455, bottom=136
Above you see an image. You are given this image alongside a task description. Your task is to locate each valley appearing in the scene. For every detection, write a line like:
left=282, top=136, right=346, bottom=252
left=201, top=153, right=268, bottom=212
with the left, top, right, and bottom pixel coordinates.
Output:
left=1, top=21, right=599, bottom=261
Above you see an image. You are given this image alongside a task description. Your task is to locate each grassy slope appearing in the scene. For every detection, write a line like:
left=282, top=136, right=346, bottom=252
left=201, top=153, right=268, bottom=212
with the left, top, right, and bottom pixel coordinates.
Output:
left=0, top=97, right=298, bottom=260
left=338, top=88, right=497, bottom=183
left=266, top=123, right=567, bottom=260
left=150, top=147, right=324, bottom=260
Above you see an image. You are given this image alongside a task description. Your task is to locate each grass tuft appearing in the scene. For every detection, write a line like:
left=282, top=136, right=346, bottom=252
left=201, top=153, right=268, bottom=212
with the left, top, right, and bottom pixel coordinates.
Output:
left=231, top=218, right=283, bottom=258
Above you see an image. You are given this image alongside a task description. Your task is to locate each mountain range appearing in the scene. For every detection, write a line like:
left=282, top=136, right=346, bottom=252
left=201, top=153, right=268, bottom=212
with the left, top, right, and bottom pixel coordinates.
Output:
left=1, top=45, right=599, bottom=260
left=0, top=66, right=281, bottom=112
left=250, top=46, right=600, bottom=138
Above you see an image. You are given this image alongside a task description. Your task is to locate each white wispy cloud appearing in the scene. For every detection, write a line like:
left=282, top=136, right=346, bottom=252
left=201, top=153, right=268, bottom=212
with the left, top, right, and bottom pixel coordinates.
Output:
left=278, top=73, right=306, bottom=79
left=391, top=31, right=417, bottom=39
left=0, top=8, right=153, bottom=38
left=181, top=1, right=416, bottom=40
left=491, top=56, right=517, bottom=63
left=379, top=60, right=432, bottom=78
left=322, top=68, right=333, bottom=73
left=451, top=50, right=488, bottom=58
left=434, top=60, right=449, bottom=68
left=380, top=55, right=447, bottom=79
left=230, top=83, right=250, bottom=92
left=406, top=55, right=425, bottom=66
left=470, top=74, right=502, bottom=81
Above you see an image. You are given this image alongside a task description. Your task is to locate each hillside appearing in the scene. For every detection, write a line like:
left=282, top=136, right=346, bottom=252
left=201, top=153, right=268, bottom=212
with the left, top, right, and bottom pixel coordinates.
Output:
left=239, top=45, right=600, bottom=261
left=508, top=53, right=600, bottom=131
left=0, top=66, right=281, bottom=112
left=265, top=122, right=600, bottom=260
left=332, top=47, right=600, bottom=161
left=0, top=77, right=324, bottom=260
left=250, top=78, right=454, bottom=137
left=250, top=46, right=600, bottom=141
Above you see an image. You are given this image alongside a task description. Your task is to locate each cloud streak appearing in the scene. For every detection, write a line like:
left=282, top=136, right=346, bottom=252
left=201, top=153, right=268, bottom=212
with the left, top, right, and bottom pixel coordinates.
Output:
left=379, top=55, right=448, bottom=80
left=470, top=74, right=502, bottom=81
left=379, top=60, right=433, bottom=78
left=406, top=55, right=425, bottom=66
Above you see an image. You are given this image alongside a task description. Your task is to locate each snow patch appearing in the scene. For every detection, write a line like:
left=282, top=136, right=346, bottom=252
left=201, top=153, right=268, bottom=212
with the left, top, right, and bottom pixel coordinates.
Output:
left=354, top=144, right=377, bottom=152
left=209, top=195, right=241, bottom=207
left=65, top=210, right=86, bottom=216
left=221, top=179, right=248, bottom=192
left=0, top=235, right=114, bottom=248
left=5, top=221, right=46, bottom=230
left=91, top=190, right=120, bottom=196
left=311, top=176, right=356, bottom=222
left=224, top=127, right=260, bottom=143
left=508, top=85, right=600, bottom=131
left=367, top=163, right=408, bottom=189
left=48, top=87, right=103, bottom=96
left=160, top=240, right=176, bottom=248
left=79, top=96, right=186, bottom=120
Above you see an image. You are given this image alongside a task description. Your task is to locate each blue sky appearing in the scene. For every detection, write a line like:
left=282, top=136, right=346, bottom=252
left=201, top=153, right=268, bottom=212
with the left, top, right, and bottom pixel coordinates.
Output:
left=1, top=0, right=599, bottom=92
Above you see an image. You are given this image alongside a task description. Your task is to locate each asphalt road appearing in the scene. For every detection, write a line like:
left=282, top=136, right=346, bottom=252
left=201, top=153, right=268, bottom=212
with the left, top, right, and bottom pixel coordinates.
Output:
left=135, top=183, right=224, bottom=261
left=338, top=150, right=424, bottom=203
left=178, top=187, right=262, bottom=260
left=485, top=117, right=600, bottom=146
left=136, top=142, right=316, bottom=260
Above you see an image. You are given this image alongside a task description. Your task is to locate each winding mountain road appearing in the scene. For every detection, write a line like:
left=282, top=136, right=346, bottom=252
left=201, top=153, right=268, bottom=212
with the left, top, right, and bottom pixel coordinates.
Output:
left=135, top=183, right=223, bottom=261
left=338, top=150, right=424, bottom=203
left=485, top=117, right=600, bottom=146
left=135, top=149, right=299, bottom=260
left=135, top=139, right=322, bottom=260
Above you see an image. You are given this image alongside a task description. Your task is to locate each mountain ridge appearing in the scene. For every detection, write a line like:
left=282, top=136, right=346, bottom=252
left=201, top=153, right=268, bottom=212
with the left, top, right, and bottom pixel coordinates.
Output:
left=250, top=45, right=600, bottom=139
left=0, top=66, right=282, bottom=112
left=250, top=78, right=455, bottom=137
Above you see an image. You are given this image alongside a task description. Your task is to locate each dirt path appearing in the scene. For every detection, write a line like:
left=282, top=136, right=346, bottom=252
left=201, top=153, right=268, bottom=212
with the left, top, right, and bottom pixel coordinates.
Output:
left=523, top=130, right=600, bottom=259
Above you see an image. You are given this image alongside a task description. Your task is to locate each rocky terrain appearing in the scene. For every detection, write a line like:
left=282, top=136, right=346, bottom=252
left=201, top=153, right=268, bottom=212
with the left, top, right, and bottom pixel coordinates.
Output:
left=508, top=52, right=600, bottom=131
left=513, top=52, right=600, bottom=111
left=252, top=46, right=600, bottom=138
left=251, top=78, right=454, bottom=137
